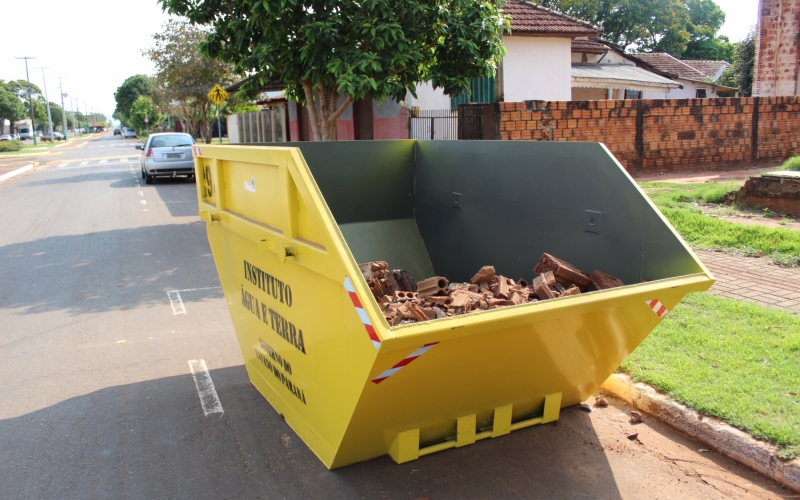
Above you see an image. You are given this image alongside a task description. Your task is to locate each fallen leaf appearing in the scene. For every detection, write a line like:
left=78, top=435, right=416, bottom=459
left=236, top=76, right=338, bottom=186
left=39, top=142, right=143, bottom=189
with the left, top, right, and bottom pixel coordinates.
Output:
left=698, top=354, right=705, bottom=360
left=698, top=448, right=710, bottom=453
left=629, top=411, right=643, bottom=424
left=785, top=392, right=797, bottom=397
left=627, top=433, right=638, bottom=440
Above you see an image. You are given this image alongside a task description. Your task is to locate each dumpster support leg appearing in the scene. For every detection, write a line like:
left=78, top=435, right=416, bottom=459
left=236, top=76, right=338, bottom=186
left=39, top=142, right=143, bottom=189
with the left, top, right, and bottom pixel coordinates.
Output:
left=456, top=414, right=476, bottom=447
left=389, top=429, right=420, bottom=464
left=542, top=392, right=562, bottom=424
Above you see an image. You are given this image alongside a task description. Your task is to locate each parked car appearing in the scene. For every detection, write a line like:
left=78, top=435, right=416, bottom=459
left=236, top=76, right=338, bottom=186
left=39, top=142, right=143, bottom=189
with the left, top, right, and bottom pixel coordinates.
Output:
left=41, top=132, right=66, bottom=142
left=18, top=127, right=32, bottom=140
left=137, top=132, right=196, bottom=184
left=124, top=129, right=137, bottom=139
left=114, top=128, right=121, bottom=136
left=0, top=134, right=11, bottom=141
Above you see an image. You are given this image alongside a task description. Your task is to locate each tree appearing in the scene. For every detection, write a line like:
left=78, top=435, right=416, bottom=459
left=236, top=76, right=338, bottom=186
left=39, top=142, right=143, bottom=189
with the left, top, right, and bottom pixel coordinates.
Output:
left=128, top=95, right=164, bottom=134
left=719, top=28, right=755, bottom=96
left=0, top=82, right=26, bottom=133
left=159, top=0, right=508, bottom=141
left=114, top=75, right=156, bottom=123
left=144, top=19, right=237, bottom=143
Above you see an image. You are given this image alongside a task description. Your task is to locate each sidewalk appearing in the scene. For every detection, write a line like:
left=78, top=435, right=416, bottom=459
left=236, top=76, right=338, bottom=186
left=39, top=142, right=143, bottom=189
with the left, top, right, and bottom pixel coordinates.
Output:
left=697, top=250, right=800, bottom=313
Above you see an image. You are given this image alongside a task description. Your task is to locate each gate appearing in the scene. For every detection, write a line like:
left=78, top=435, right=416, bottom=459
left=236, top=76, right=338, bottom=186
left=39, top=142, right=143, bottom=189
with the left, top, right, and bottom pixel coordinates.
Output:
left=457, top=103, right=500, bottom=140
left=409, top=109, right=458, bottom=140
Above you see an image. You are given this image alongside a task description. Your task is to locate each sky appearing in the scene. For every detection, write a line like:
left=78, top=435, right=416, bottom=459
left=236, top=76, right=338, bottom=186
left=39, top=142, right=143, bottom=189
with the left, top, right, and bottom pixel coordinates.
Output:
left=0, top=0, right=760, bottom=119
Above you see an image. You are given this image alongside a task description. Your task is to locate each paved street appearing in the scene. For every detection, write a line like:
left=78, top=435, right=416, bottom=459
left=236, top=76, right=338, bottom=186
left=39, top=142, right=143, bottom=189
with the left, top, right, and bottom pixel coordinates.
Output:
left=0, top=133, right=788, bottom=499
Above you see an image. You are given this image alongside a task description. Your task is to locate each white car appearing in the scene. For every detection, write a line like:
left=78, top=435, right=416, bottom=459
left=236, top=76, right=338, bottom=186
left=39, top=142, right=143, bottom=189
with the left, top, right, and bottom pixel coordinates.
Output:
left=0, top=134, right=11, bottom=141
left=124, top=129, right=137, bottom=139
left=137, top=132, right=196, bottom=184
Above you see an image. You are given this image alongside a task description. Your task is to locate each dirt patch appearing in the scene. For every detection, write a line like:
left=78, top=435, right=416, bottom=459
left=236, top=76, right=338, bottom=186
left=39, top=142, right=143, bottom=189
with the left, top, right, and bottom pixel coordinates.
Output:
left=697, top=203, right=800, bottom=230
left=637, top=166, right=779, bottom=184
left=730, top=174, right=800, bottom=217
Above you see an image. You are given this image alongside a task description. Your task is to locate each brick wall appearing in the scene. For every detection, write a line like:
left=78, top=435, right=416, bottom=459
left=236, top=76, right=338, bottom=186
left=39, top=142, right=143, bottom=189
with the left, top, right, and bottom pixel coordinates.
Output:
left=754, top=0, right=800, bottom=97
left=498, top=97, right=800, bottom=175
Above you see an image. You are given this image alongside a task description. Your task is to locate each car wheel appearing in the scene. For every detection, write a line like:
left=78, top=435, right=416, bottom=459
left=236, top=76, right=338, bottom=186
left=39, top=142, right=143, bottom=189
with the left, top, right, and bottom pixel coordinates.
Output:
left=145, top=171, right=153, bottom=184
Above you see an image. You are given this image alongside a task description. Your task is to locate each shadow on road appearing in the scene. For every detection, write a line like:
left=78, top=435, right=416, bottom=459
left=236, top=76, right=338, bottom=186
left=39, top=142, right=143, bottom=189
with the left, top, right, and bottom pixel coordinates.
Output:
left=0, top=222, right=217, bottom=316
left=0, top=366, right=623, bottom=499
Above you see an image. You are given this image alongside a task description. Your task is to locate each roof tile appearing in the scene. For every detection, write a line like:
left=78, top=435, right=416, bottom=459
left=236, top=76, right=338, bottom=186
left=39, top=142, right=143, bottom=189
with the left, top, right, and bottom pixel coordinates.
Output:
left=631, top=53, right=711, bottom=81
left=504, top=1, right=603, bottom=36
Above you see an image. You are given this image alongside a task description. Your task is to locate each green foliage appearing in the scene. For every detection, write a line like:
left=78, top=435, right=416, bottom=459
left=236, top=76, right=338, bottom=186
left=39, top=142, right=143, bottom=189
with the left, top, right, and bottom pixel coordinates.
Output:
left=0, top=140, right=22, bottom=152
left=0, top=86, right=26, bottom=131
left=128, top=95, right=164, bottom=134
left=540, top=0, right=733, bottom=58
left=144, top=19, right=237, bottom=143
left=159, top=0, right=508, bottom=141
left=114, top=75, right=156, bottom=124
left=725, top=28, right=756, bottom=96
left=621, top=292, right=800, bottom=458
left=779, top=156, right=800, bottom=171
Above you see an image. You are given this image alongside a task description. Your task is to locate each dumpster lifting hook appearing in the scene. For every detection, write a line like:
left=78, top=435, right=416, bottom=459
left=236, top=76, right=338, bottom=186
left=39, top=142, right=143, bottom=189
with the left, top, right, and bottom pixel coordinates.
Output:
left=259, top=239, right=295, bottom=264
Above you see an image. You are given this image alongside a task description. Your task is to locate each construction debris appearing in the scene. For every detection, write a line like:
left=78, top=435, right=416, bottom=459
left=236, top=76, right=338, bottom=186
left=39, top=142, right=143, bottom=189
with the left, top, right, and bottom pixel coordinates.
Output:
left=358, top=253, right=626, bottom=326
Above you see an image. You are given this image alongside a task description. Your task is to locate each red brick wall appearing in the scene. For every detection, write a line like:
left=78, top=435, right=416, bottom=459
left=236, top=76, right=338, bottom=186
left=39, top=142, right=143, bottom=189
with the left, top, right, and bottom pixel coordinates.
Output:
left=498, top=97, right=800, bottom=175
left=754, top=0, right=800, bottom=97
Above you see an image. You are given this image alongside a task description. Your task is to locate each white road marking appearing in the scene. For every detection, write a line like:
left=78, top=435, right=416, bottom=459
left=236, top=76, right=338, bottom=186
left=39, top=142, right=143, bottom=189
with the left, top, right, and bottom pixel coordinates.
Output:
left=140, top=200, right=147, bottom=204
left=188, top=359, right=224, bottom=416
left=0, top=164, right=33, bottom=182
left=167, top=290, right=186, bottom=315
left=79, top=161, right=88, bottom=166
left=58, top=163, right=71, bottom=168
left=99, top=159, right=107, bottom=164
left=142, top=209, right=149, bottom=212
left=75, top=142, right=87, bottom=149
left=99, top=146, right=104, bottom=148
left=173, top=286, right=221, bottom=293
left=138, top=191, right=143, bottom=196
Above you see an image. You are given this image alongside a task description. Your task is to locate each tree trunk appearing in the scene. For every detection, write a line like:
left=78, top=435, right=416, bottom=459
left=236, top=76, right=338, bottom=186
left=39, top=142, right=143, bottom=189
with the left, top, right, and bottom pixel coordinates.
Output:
left=300, top=81, right=353, bottom=141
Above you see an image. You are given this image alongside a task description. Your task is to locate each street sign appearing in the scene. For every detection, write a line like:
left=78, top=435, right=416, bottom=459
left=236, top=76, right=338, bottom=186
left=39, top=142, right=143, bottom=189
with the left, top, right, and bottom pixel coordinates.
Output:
left=144, top=117, right=149, bottom=123
left=208, top=84, right=228, bottom=106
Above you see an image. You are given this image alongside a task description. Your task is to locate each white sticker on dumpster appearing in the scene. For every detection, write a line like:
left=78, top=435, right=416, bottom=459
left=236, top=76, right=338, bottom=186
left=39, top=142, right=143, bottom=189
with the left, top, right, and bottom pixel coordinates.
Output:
left=244, top=177, right=256, bottom=192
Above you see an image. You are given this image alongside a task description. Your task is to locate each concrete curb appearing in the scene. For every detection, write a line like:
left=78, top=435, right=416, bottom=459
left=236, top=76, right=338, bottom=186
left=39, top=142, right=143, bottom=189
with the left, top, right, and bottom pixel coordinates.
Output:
left=0, top=163, right=34, bottom=182
left=600, top=373, right=800, bottom=493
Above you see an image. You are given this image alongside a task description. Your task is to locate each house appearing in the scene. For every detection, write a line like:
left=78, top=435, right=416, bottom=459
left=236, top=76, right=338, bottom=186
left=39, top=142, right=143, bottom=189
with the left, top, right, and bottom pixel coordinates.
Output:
left=408, top=1, right=682, bottom=110
left=631, top=53, right=736, bottom=98
left=570, top=39, right=681, bottom=100
left=753, top=0, right=800, bottom=96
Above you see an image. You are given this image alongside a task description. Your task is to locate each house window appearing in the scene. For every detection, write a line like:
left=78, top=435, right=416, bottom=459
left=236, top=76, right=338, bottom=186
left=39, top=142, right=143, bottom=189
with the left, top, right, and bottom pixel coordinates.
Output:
left=696, top=89, right=707, bottom=98
left=624, top=90, right=642, bottom=99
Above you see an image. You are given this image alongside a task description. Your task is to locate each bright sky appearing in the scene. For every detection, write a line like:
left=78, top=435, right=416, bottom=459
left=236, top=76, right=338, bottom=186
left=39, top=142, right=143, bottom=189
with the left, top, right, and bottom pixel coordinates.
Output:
left=0, top=0, right=760, bottom=119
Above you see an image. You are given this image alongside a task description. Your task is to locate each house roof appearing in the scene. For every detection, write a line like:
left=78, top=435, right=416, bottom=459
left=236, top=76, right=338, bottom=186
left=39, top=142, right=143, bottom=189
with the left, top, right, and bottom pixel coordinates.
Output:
left=571, top=64, right=682, bottom=92
left=630, top=53, right=711, bottom=82
left=571, top=38, right=608, bottom=54
left=682, top=59, right=731, bottom=80
left=504, top=1, right=603, bottom=37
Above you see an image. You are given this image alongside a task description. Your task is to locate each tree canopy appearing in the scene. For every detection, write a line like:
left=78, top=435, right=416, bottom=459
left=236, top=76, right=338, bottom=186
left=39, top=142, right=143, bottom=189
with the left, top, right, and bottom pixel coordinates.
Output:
left=0, top=84, right=26, bottom=133
left=114, top=75, right=156, bottom=123
left=539, top=0, right=732, bottom=58
left=719, top=28, right=755, bottom=96
left=144, top=19, right=237, bottom=143
left=158, top=0, right=508, bottom=141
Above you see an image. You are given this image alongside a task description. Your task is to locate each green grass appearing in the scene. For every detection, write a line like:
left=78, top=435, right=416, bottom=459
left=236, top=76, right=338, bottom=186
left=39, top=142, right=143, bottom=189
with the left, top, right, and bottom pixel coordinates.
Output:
left=779, top=155, right=800, bottom=171
left=620, top=292, right=800, bottom=458
left=640, top=181, right=800, bottom=265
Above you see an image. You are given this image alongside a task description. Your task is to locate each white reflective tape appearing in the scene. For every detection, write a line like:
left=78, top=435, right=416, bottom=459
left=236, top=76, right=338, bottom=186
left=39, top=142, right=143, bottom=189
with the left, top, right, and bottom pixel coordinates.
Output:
left=167, top=291, right=186, bottom=315
left=356, top=307, right=371, bottom=326
left=343, top=276, right=355, bottom=293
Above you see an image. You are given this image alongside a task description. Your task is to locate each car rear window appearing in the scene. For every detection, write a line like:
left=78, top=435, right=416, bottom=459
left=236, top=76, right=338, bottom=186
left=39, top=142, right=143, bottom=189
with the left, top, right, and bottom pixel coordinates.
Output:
left=149, top=134, right=194, bottom=148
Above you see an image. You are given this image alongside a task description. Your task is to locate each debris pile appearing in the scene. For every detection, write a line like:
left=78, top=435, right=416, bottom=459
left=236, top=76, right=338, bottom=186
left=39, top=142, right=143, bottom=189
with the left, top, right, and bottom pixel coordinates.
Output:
left=358, top=253, right=625, bottom=326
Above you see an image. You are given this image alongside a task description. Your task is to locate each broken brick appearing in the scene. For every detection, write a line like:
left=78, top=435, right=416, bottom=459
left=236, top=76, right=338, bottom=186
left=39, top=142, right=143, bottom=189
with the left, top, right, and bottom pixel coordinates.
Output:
left=495, top=276, right=509, bottom=299
left=471, top=266, right=496, bottom=284
left=533, top=272, right=557, bottom=300
left=534, top=253, right=591, bottom=289
left=417, top=276, right=449, bottom=298
left=589, top=270, right=625, bottom=290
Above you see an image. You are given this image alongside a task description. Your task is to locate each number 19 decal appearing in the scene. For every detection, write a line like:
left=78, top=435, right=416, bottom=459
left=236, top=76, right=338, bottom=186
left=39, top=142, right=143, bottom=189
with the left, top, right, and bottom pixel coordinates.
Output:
left=203, top=164, right=214, bottom=198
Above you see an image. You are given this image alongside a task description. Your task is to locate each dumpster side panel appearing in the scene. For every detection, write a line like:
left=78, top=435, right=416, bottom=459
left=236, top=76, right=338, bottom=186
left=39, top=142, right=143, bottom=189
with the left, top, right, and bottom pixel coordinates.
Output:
left=414, top=141, right=703, bottom=285
left=196, top=145, right=395, bottom=468
left=330, top=279, right=706, bottom=468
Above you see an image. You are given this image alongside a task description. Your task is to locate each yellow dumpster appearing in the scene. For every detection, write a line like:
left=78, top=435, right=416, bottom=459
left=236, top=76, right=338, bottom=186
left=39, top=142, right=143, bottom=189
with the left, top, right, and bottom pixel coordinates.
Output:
left=193, top=140, right=713, bottom=469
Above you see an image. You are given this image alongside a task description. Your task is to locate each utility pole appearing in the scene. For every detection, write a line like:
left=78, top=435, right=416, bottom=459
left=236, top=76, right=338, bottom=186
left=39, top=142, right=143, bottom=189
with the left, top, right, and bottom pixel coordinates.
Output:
left=35, top=67, right=55, bottom=141
left=57, top=77, right=68, bottom=138
left=69, top=94, right=77, bottom=135
left=84, top=102, right=88, bottom=132
left=14, top=56, right=37, bottom=145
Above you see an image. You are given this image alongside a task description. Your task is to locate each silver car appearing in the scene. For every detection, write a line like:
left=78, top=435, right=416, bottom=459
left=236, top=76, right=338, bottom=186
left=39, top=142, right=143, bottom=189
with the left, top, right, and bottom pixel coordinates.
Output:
left=137, top=133, right=196, bottom=184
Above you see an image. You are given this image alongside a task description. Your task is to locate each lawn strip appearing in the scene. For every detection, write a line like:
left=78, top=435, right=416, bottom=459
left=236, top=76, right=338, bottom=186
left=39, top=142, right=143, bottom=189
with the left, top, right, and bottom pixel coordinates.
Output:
left=619, top=292, right=800, bottom=458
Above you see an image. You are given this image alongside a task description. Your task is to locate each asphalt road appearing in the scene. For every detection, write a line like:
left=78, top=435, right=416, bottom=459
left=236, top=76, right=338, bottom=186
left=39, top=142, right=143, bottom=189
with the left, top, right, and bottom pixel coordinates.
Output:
left=0, top=134, right=787, bottom=499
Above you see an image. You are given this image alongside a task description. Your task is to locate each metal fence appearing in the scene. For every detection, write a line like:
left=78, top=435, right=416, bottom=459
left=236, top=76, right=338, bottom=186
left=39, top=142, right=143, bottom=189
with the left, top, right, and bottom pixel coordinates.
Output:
left=409, top=109, right=458, bottom=140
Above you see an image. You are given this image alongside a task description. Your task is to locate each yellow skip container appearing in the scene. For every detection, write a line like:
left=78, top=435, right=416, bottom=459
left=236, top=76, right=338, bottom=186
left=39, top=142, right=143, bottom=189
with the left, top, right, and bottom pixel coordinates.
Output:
left=193, top=140, right=713, bottom=469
